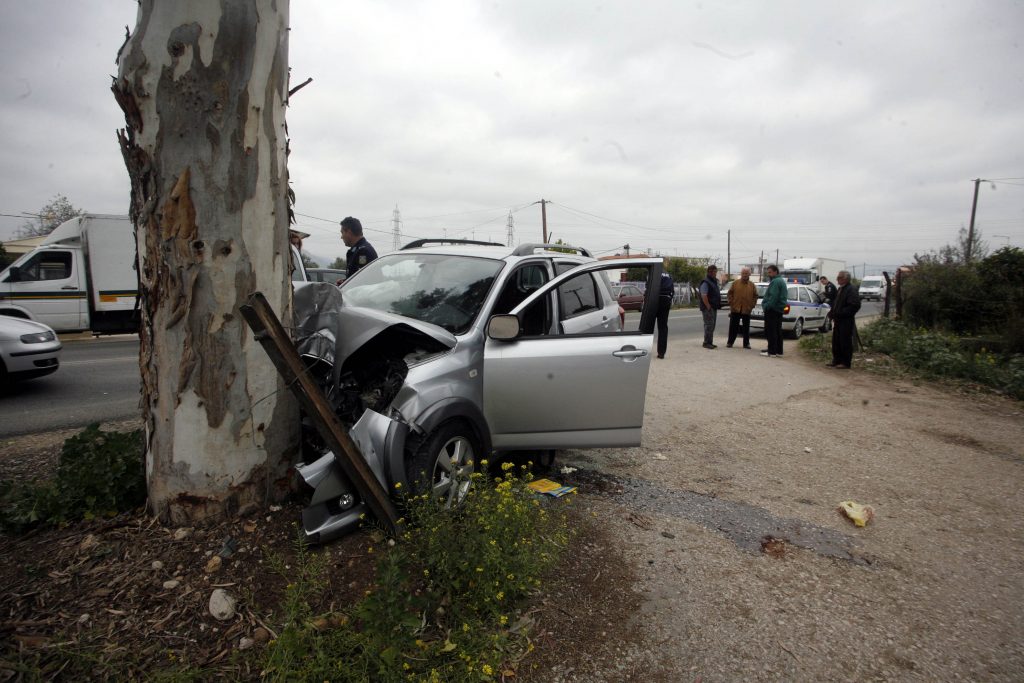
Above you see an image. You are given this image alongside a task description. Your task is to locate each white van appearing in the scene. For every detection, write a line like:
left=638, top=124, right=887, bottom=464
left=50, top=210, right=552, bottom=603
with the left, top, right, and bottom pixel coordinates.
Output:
left=859, top=275, right=887, bottom=301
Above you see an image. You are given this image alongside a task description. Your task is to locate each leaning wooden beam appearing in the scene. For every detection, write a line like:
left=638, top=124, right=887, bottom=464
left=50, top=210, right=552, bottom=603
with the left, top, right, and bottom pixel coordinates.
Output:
left=240, top=292, right=400, bottom=533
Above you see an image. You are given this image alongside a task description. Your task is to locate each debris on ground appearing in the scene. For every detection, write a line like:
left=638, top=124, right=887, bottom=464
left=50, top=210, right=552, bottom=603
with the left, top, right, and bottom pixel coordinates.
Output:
left=837, top=501, right=875, bottom=527
left=527, top=478, right=577, bottom=497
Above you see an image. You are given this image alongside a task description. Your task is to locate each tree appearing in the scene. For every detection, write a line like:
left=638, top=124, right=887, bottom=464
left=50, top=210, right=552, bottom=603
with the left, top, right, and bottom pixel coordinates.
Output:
left=112, top=1, right=298, bottom=524
left=0, top=243, right=10, bottom=269
left=329, top=256, right=346, bottom=270
left=914, top=226, right=988, bottom=266
left=301, top=253, right=320, bottom=270
left=18, top=194, right=85, bottom=237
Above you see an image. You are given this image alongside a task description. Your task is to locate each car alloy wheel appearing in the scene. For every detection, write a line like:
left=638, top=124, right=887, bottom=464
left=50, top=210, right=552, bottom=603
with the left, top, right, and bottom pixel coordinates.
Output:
left=408, top=420, right=478, bottom=508
left=791, top=318, right=804, bottom=339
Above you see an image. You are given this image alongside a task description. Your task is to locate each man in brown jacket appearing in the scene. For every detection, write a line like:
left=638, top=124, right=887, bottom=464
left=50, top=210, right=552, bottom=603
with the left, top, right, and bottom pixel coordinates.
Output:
left=726, top=267, right=758, bottom=349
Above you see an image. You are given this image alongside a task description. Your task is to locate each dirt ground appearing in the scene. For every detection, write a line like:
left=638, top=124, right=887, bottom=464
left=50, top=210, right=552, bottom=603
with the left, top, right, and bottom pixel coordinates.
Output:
left=2, top=324, right=1023, bottom=681
left=523, top=328, right=1024, bottom=681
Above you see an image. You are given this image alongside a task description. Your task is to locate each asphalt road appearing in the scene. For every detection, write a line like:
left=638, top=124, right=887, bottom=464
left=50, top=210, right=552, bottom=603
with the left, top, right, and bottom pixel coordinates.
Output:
left=0, top=336, right=141, bottom=438
left=0, top=302, right=882, bottom=439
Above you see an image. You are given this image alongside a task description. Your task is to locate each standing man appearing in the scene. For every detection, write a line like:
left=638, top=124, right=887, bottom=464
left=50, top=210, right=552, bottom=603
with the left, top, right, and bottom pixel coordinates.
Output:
left=819, top=275, right=838, bottom=306
left=656, top=270, right=674, bottom=359
left=726, top=267, right=757, bottom=349
left=340, top=216, right=377, bottom=277
left=698, top=265, right=721, bottom=349
left=827, top=270, right=861, bottom=369
left=760, top=264, right=787, bottom=357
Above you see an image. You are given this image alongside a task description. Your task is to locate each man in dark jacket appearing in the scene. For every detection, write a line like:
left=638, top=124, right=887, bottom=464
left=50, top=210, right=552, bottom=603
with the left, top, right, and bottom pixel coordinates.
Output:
left=340, top=216, right=377, bottom=277
left=656, top=271, right=674, bottom=359
left=698, top=265, right=721, bottom=349
left=760, top=265, right=787, bottom=357
left=819, top=276, right=838, bottom=306
left=826, top=270, right=861, bottom=368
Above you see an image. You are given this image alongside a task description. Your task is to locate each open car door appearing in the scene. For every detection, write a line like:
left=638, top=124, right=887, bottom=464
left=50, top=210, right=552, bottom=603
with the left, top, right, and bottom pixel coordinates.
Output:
left=482, top=258, right=662, bottom=450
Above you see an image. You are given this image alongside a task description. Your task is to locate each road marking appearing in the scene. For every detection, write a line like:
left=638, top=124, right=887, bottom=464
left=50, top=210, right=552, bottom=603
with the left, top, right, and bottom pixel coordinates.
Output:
left=62, top=356, right=138, bottom=366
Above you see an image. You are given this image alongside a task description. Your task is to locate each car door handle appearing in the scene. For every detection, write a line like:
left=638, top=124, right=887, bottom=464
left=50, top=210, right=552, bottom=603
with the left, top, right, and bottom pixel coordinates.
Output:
left=61, top=285, right=78, bottom=290
left=612, top=346, right=647, bottom=359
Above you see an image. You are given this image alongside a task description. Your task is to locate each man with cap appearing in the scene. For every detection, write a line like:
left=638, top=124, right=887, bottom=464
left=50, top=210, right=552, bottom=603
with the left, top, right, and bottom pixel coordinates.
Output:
left=698, top=264, right=722, bottom=349
left=340, top=216, right=377, bottom=277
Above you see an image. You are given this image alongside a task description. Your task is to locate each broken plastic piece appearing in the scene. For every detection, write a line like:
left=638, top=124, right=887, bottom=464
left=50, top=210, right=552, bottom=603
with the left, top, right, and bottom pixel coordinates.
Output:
left=837, top=501, right=874, bottom=527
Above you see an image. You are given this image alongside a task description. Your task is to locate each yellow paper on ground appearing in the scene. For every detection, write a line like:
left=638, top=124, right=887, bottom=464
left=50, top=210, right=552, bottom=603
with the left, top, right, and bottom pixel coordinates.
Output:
left=838, top=500, right=875, bottom=527
left=527, top=478, right=577, bottom=498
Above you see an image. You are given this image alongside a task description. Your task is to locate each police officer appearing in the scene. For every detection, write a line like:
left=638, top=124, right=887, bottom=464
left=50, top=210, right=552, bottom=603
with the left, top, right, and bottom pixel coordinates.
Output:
left=340, top=216, right=377, bottom=277
left=656, top=270, right=674, bottom=359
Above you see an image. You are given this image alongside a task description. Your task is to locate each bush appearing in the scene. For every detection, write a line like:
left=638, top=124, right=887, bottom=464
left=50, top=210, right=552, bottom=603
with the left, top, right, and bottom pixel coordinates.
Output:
left=260, top=464, right=571, bottom=682
left=0, top=424, right=146, bottom=533
left=859, top=319, right=1024, bottom=399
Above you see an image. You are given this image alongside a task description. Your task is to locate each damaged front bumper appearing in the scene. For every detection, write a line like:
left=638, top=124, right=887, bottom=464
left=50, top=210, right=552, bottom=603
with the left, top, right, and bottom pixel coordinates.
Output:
left=296, top=408, right=412, bottom=544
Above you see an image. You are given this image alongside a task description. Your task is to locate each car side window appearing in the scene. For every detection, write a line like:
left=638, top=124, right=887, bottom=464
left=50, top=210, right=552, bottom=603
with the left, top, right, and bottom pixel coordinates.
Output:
left=787, top=285, right=798, bottom=301
left=494, top=263, right=552, bottom=336
left=557, top=273, right=600, bottom=319
left=798, top=288, right=811, bottom=303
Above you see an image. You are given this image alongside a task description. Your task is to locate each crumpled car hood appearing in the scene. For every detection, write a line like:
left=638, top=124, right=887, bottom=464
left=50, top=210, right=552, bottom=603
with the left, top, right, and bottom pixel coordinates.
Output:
left=294, top=282, right=456, bottom=371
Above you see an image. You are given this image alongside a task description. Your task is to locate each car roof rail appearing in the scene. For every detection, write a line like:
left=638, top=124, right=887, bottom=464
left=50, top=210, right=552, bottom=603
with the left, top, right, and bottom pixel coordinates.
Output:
left=512, top=243, right=593, bottom=258
left=401, top=238, right=507, bottom=250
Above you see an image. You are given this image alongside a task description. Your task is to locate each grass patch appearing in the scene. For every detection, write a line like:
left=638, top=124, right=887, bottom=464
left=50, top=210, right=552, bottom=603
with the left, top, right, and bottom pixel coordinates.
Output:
left=0, top=424, right=145, bottom=533
left=800, top=318, right=1024, bottom=399
left=260, top=462, right=571, bottom=682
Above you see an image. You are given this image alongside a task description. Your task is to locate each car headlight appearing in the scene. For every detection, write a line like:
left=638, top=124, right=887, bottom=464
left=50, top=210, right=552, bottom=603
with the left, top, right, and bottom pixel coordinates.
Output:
left=20, top=331, right=56, bottom=343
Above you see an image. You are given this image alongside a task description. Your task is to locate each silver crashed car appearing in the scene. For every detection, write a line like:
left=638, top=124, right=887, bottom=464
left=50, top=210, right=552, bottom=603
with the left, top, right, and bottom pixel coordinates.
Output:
left=292, top=240, right=662, bottom=542
left=0, top=314, right=62, bottom=386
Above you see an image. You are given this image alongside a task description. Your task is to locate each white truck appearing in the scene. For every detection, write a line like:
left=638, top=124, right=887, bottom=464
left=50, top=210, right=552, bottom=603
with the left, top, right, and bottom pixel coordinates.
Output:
left=0, top=214, right=139, bottom=334
left=1, top=214, right=309, bottom=335
left=780, top=257, right=845, bottom=289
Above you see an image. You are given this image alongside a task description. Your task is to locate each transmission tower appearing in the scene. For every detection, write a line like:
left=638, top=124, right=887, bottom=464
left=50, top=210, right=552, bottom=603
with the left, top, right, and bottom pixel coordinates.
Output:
left=391, top=205, right=402, bottom=250
left=505, top=211, right=515, bottom=246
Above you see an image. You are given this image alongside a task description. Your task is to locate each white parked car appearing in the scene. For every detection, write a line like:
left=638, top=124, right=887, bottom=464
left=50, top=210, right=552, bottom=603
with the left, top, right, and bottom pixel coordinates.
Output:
left=0, top=314, right=62, bottom=385
left=749, top=283, right=831, bottom=339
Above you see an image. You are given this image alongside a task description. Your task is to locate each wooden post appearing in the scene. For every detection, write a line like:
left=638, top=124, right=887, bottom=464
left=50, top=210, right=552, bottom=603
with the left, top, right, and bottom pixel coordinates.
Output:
left=239, top=292, right=400, bottom=533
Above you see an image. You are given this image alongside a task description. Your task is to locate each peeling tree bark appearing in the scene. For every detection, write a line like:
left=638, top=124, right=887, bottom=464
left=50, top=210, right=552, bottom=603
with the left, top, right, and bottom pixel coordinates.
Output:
left=113, top=0, right=298, bottom=524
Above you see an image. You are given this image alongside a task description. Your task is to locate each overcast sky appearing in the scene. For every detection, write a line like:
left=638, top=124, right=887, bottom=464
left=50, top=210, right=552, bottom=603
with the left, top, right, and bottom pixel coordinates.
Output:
left=1, top=0, right=1022, bottom=274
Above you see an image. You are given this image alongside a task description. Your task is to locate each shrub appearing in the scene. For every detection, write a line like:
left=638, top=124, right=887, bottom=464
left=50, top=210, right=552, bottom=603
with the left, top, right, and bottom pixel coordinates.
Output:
left=260, top=464, right=571, bottom=682
left=0, top=424, right=145, bottom=533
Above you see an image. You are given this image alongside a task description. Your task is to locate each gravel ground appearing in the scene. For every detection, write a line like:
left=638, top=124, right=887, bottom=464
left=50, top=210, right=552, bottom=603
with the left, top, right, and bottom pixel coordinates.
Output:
left=539, top=328, right=1024, bottom=681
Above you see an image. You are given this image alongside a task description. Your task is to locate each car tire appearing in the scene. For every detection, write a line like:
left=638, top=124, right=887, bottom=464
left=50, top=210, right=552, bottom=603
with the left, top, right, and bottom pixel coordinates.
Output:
left=790, top=318, right=804, bottom=339
left=406, top=420, right=480, bottom=508
left=819, top=317, right=832, bottom=333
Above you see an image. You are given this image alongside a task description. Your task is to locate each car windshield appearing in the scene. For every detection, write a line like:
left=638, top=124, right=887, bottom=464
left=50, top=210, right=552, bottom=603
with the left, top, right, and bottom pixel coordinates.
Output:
left=862, top=277, right=883, bottom=286
left=756, top=283, right=768, bottom=297
left=340, top=253, right=503, bottom=334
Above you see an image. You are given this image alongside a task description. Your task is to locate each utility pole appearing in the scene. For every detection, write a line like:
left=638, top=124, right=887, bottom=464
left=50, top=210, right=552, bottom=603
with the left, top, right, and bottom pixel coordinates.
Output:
left=966, top=178, right=981, bottom=263
left=775, top=248, right=779, bottom=266
left=758, top=250, right=764, bottom=280
left=391, top=205, right=402, bottom=250
left=727, top=229, right=731, bottom=279
left=505, top=211, right=515, bottom=247
left=540, top=199, right=549, bottom=242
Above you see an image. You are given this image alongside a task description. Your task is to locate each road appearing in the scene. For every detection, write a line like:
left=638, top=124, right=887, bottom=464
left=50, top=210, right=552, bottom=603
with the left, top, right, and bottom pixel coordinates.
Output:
left=0, top=336, right=141, bottom=438
left=0, top=302, right=882, bottom=438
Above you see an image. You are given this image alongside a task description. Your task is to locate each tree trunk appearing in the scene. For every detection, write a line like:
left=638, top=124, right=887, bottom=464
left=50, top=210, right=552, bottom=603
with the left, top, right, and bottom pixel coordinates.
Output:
left=112, top=0, right=298, bottom=524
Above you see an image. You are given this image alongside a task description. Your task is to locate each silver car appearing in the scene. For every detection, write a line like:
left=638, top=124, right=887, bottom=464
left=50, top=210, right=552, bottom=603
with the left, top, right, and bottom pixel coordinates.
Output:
left=294, top=240, right=663, bottom=542
left=0, top=314, right=62, bottom=386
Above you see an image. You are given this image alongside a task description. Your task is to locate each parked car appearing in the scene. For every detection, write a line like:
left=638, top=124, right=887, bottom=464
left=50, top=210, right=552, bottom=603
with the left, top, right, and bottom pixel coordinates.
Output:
left=610, top=283, right=645, bottom=311
left=0, top=314, right=62, bottom=386
left=292, top=239, right=663, bottom=542
left=749, top=282, right=831, bottom=339
left=859, top=275, right=887, bottom=301
left=308, top=268, right=346, bottom=284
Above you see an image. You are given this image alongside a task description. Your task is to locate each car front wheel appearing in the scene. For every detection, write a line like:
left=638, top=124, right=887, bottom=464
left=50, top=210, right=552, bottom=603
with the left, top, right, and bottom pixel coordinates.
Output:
left=407, top=420, right=479, bottom=508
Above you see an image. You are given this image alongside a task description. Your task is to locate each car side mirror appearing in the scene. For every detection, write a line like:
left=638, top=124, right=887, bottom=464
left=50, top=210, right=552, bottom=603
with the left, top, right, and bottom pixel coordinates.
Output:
left=487, top=314, right=521, bottom=341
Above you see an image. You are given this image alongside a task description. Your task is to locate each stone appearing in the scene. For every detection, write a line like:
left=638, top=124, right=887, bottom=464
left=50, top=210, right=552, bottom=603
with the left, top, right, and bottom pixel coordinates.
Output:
left=163, top=579, right=180, bottom=590
left=253, top=627, right=271, bottom=643
left=173, top=527, right=192, bottom=541
left=238, top=637, right=256, bottom=650
left=209, top=589, right=237, bottom=621
left=205, top=556, right=223, bottom=573
left=151, top=560, right=164, bottom=570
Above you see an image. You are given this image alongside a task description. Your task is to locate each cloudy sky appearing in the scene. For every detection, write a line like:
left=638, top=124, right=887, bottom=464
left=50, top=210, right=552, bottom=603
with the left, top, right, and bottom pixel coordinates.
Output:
left=1, top=0, right=1022, bottom=275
